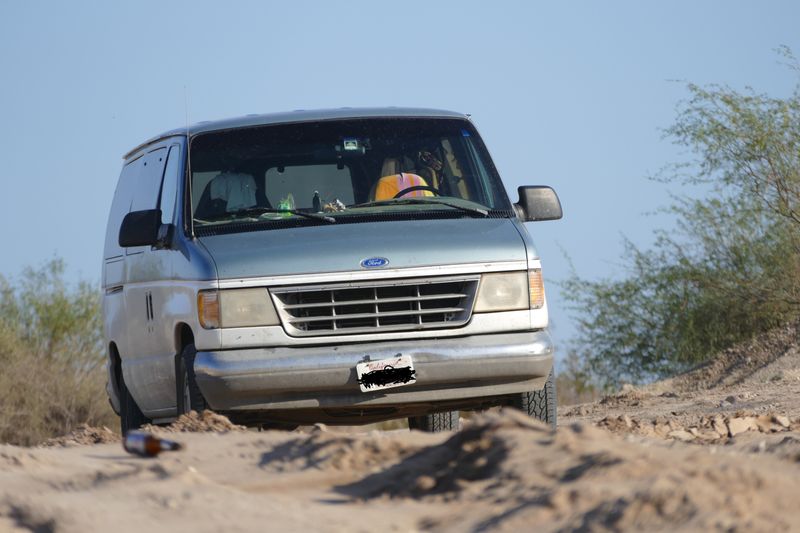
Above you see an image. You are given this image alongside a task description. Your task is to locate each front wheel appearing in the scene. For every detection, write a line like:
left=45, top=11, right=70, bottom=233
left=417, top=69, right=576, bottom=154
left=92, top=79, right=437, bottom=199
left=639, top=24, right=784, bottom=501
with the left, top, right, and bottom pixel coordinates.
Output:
left=408, top=410, right=459, bottom=432
left=508, top=370, right=557, bottom=429
left=176, top=343, right=208, bottom=415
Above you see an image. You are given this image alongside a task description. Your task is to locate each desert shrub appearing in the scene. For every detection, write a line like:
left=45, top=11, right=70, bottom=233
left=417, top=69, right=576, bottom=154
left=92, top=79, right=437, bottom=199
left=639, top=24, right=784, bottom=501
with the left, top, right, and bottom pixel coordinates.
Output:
left=0, top=259, right=117, bottom=445
left=564, top=52, right=800, bottom=388
left=556, top=351, right=600, bottom=406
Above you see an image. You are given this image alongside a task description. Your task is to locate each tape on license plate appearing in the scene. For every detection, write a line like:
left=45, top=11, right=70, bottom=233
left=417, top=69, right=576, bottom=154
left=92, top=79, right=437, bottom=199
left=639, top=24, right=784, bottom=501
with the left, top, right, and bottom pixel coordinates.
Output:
left=356, top=355, right=416, bottom=392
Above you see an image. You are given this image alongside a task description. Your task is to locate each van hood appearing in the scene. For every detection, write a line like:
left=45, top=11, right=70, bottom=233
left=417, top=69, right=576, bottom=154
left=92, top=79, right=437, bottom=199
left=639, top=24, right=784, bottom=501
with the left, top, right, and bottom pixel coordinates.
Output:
left=199, top=218, right=528, bottom=280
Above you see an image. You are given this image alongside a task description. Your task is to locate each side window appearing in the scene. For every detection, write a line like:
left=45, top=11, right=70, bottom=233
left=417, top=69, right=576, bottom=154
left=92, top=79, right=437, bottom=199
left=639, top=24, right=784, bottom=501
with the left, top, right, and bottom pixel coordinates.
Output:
left=127, top=147, right=168, bottom=255
left=159, top=145, right=182, bottom=224
left=103, top=157, right=141, bottom=259
left=130, top=147, right=168, bottom=212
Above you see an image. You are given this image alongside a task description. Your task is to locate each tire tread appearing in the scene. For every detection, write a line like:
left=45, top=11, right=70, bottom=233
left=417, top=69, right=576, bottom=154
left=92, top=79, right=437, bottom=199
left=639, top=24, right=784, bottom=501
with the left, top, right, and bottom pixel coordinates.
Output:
left=510, top=370, right=557, bottom=429
left=408, top=410, right=459, bottom=432
left=177, top=344, right=208, bottom=414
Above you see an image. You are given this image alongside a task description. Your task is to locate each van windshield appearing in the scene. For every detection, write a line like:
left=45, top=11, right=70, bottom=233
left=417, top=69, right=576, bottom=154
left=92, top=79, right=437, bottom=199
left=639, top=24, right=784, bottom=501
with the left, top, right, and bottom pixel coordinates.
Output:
left=189, top=118, right=513, bottom=232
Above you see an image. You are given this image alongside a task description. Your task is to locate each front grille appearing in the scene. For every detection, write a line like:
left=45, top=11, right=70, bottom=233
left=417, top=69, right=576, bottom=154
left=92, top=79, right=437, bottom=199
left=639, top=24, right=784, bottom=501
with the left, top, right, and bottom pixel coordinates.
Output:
left=270, top=275, right=479, bottom=336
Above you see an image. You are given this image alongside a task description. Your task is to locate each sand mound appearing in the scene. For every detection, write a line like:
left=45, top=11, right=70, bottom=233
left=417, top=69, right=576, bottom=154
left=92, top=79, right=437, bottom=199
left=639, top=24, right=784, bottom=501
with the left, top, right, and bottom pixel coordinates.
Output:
left=260, top=428, right=420, bottom=473
left=341, top=409, right=540, bottom=500
left=143, top=410, right=246, bottom=434
left=339, top=409, right=800, bottom=531
left=751, top=435, right=800, bottom=462
left=41, top=425, right=120, bottom=447
left=36, top=411, right=244, bottom=448
left=666, top=320, right=800, bottom=392
left=598, top=384, right=653, bottom=407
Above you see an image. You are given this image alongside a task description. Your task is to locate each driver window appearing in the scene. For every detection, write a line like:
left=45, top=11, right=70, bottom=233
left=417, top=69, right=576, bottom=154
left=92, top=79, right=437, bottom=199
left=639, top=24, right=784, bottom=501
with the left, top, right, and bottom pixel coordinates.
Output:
left=159, top=144, right=182, bottom=224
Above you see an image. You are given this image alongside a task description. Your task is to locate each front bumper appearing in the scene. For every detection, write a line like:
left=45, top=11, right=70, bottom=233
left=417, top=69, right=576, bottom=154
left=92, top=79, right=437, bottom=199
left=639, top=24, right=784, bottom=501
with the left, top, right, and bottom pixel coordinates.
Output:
left=193, top=330, right=554, bottom=413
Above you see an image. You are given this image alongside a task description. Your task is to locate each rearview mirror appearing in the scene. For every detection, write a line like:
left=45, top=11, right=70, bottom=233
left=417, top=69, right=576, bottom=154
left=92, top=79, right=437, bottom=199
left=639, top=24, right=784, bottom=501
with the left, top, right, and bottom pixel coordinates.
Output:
left=119, top=209, right=162, bottom=247
left=514, top=186, right=562, bottom=222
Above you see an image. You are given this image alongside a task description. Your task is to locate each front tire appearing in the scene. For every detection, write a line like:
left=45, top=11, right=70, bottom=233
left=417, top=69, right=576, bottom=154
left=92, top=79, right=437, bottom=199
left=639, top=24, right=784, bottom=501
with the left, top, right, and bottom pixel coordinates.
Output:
left=508, top=370, right=557, bottom=429
left=176, top=343, right=208, bottom=415
left=119, top=373, right=150, bottom=435
left=408, top=411, right=459, bottom=432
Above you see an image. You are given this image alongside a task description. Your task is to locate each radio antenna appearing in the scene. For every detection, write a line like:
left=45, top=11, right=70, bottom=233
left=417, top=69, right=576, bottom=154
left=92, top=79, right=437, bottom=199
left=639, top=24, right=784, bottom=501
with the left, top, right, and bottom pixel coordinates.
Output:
left=184, top=85, right=190, bottom=135
left=184, top=85, right=195, bottom=238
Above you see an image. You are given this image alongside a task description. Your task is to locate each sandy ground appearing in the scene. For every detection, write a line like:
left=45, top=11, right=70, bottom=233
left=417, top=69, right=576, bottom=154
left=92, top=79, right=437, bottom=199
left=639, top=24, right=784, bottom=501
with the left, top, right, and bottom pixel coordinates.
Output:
left=2, top=323, right=800, bottom=532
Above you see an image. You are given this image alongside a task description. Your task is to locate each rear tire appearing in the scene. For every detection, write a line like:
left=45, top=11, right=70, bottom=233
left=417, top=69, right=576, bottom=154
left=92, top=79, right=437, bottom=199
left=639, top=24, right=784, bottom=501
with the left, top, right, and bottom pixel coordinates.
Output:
left=408, top=410, right=459, bottom=432
left=176, top=343, right=208, bottom=415
left=508, top=370, right=557, bottom=429
left=119, top=373, right=150, bottom=435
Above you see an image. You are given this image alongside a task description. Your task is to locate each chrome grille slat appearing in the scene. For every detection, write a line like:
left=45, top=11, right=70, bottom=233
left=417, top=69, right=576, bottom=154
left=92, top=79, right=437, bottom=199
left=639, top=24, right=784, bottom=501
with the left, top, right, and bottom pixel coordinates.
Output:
left=288, top=307, right=466, bottom=324
left=271, top=275, right=479, bottom=337
left=415, top=285, right=422, bottom=326
left=280, top=293, right=468, bottom=309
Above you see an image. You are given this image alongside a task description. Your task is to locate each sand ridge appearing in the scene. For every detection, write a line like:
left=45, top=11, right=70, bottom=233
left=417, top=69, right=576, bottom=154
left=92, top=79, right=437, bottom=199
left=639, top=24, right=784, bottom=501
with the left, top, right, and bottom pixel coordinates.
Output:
left=2, top=407, right=800, bottom=531
left=3, top=322, right=800, bottom=531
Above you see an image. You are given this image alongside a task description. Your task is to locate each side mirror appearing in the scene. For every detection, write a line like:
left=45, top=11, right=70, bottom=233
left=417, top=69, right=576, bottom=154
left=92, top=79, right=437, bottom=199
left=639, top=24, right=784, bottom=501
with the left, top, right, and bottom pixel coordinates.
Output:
left=514, top=186, right=563, bottom=222
left=119, top=209, right=162, bottom=247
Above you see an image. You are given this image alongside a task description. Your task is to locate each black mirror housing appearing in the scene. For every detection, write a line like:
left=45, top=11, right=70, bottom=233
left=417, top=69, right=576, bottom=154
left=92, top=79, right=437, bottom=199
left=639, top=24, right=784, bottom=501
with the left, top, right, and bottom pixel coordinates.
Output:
left=515, top=186, right=562, bottom=222
left=119, top=209, right=162, bottom=247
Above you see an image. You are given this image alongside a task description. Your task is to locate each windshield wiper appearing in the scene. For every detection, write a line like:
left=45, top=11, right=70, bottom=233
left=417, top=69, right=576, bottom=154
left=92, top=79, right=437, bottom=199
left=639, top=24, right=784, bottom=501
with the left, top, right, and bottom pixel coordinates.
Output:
left=200, top=207, right=336, bottom=224
left=350, top=198, right=489, bottom=217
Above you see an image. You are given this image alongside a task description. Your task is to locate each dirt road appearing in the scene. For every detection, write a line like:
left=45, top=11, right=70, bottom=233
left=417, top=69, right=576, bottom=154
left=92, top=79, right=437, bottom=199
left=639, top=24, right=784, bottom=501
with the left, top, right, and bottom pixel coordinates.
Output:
left=2, top=323, right=800, bottom=532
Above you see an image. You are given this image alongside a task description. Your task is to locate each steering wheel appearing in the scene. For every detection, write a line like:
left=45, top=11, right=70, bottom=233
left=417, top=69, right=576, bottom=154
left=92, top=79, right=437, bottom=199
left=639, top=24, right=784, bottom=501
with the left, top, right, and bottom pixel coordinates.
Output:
left=393, top=185, right=441, bottom=199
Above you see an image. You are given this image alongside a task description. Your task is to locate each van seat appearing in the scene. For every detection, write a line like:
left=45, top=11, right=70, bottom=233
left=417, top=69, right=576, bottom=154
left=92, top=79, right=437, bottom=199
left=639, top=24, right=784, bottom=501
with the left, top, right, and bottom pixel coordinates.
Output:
left=195, top=172, right=257, bottom=219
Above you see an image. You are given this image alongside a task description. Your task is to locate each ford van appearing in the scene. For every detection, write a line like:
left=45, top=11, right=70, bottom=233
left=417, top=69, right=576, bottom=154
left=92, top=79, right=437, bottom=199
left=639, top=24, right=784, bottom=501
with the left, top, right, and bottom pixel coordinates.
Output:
left=102, top=108, right=562, bottom=434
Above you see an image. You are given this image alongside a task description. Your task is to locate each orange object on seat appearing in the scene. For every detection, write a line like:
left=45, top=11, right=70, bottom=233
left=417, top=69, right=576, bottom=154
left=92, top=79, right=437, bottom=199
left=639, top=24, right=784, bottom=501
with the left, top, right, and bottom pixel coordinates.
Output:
left=373, top=173, right=433, bottom=201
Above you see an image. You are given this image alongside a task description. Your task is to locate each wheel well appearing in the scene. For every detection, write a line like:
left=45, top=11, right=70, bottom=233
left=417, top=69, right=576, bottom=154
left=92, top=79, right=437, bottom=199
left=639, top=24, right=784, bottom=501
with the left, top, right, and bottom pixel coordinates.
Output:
left=109, top=342, right=122, bottom=394
left=175, top=323, right=194, bottom=356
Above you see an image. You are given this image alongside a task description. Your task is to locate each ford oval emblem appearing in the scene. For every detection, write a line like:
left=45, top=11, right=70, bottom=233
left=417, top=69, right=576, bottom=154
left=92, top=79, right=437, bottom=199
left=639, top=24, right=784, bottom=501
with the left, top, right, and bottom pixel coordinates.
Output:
left=360, top=257, right=389, bottom=269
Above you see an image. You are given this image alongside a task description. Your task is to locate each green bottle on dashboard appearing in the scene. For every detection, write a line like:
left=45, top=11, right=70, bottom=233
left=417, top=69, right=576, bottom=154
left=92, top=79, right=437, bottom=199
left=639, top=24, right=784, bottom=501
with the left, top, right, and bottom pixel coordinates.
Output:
left=278, top=193, right=295, bottom=217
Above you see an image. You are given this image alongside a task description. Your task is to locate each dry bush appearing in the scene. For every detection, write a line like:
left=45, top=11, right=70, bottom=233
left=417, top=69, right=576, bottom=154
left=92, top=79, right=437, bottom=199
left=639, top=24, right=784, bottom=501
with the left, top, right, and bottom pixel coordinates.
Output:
left=565, top=57, right=800, bottom=388
left=0, top=260, right=117, bottom=446
left=556, top=351, right=600, bottom=407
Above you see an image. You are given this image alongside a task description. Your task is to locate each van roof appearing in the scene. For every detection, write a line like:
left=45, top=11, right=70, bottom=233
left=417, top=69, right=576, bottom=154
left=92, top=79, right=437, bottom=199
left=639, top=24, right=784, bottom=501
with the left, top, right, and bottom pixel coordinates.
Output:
left=124, top=107, right=469, bottom=160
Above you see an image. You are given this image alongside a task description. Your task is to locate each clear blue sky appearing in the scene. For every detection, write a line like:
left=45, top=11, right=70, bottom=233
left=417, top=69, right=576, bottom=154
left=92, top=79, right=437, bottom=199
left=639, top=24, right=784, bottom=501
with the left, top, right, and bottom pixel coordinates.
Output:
left=1, top=1, right=798, bottom=348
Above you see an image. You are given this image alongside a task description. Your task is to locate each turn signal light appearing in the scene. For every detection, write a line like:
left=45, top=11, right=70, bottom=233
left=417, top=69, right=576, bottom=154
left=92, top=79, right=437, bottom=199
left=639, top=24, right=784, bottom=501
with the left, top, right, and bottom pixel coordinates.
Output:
left=529, top=269, right=545, bottom=309
left=198, top=290, right=220, bottom=329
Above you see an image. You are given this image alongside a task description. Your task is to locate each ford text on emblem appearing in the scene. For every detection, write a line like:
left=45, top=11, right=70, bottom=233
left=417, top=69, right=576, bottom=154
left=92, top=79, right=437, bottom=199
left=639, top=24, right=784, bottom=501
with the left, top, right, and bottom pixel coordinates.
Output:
left=360, top=257, right=389, bottom=269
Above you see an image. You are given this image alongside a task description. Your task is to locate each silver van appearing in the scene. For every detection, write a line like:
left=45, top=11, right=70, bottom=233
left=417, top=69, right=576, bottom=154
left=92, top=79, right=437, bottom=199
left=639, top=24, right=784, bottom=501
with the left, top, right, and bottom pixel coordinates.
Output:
left=103, top=108, right=562, bottom=434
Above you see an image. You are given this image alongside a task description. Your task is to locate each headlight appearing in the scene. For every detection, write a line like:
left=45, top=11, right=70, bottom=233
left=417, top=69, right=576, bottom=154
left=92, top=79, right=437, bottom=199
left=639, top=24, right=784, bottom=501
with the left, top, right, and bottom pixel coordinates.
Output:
left=474, top=272, right=529, bottom=312
left=197, top=288, right=279, bottom=329
left=474, top=270, right=545, bottom=312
